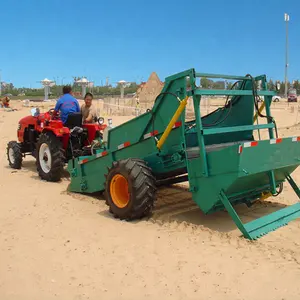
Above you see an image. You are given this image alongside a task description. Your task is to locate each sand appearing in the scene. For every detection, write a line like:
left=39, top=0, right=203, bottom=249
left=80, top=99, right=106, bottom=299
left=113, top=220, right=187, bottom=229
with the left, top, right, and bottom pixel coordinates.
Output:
left=1, top=100, right=300, bottom=300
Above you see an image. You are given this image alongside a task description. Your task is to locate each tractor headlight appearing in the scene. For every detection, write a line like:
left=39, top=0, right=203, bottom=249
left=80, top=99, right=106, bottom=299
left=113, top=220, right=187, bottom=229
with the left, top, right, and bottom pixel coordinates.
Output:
left=98, top=117, right=104, bottom=125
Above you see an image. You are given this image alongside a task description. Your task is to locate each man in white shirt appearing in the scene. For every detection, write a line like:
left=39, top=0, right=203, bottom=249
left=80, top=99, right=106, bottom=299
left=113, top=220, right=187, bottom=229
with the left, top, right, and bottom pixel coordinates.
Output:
left=81, top=92, right=97, bottom=123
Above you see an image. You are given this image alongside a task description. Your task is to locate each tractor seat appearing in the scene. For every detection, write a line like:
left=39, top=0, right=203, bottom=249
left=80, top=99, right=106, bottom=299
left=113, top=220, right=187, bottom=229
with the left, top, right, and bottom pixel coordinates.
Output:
left=64, top=112, right=83, bottom=129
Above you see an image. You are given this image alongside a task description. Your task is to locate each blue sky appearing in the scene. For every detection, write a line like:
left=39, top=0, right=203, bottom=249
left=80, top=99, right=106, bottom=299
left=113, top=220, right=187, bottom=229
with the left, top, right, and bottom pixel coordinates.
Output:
left=0, top=0, right=299, bottom=87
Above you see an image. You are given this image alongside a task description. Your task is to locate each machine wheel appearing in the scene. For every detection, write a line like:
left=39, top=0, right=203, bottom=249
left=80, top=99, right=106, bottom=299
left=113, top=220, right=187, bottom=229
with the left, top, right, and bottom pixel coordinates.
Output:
left=7, top=141, right=23, bottom=169
left=105, top=158, right=157, bottom=220
left=36, top=132, right=64, bottom=182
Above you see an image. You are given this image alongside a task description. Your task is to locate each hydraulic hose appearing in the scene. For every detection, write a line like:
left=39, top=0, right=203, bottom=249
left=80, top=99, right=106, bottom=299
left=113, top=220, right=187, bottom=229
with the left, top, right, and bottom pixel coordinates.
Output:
left=246, top=74, right=279, bottom=138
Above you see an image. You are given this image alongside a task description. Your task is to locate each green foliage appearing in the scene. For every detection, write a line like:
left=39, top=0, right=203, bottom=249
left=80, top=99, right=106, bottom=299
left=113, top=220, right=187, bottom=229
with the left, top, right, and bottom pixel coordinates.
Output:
left=1, top=82, right=139, bottom=98
left=1, top=78, right=298, bottom=98
left=227, top=82, right=233, bottom=90
left=292, top=80, right=300, bottom=94
left=213, top=81, right=225, bottom=89
left=200, top=78, right=213, bottom=89
left=268, top=79, right=275, bottom=91
left=198, top=77, right=298, bottom=95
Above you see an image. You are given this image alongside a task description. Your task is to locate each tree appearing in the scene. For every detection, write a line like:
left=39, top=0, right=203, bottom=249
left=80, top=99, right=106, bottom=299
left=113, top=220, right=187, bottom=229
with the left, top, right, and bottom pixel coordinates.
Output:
left=227, top=82, right=233, bottom=90
left=291, top=80, right=300, bottom=94
left=212, top=81, right=225, bottom=89
left=200, top=78, right=213, bottom=89
left=268, top=79, right=275, bottom=91
left=279, top=81, right=285, bottom=95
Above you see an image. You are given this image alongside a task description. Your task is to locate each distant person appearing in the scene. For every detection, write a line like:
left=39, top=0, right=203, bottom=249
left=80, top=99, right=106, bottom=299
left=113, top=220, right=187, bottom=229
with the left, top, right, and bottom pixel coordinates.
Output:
left=135, top=98, right=140, bottom=116
left=81, top=92, right=97, bottom=123
left=53, top=85, right=80, bottom=124
left=0, top=96, right=10, bottom=108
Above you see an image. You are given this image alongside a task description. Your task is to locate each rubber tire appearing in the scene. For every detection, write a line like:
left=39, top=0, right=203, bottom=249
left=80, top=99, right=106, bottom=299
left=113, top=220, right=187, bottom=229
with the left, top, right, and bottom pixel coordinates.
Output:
left=36, top=132, right=64, bottom=182
left=7, top=141, right=22, bottom=169
left=105, top=158, right=157, bottom=220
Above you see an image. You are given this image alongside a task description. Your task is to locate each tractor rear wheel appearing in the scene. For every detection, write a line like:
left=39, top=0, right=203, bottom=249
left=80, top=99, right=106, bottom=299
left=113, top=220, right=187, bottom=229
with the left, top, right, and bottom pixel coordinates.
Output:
left=7, top=141, right=23, bottom=169
left=36, top=132, right=64, bottom=182
left=105, top=158, right=157, bottom=220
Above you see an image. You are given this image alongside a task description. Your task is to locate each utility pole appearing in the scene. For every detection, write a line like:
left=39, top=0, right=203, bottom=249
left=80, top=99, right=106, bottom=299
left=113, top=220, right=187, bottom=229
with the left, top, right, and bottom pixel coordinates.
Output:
left=284, top=13, right=290, bottom=98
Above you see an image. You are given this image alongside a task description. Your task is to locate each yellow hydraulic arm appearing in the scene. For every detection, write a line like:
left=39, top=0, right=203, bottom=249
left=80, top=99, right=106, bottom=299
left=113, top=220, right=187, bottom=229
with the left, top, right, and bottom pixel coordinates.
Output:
left=156, top=96, right=189, bottom=150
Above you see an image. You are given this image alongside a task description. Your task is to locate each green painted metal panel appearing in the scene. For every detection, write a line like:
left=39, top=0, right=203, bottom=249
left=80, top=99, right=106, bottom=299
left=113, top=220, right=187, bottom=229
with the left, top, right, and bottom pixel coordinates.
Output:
left=203, top=123, right=274, bottom=135
left=67, top=155, right=113, bottom=193
left=107, top=113, right=152, bottom=150
left=226, top=168, right=292, bottom=195
left=238, top=138, right=300, bottom=175
left=165, top=69, right=195, bottom=82
left=194, top=89, right=276, bottom=96
left=187, top=138, right=300, bottom=214
left=108, top=77, right=187, bottom=152
left=195, top=73, right=251, bottom=81
left=187, top=144, right=241, bottom=213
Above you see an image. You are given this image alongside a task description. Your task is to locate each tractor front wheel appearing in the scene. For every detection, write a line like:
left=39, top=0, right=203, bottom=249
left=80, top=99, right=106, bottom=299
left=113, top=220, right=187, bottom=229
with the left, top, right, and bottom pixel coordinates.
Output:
left=105, top=158, right=157, bottom=220
left=7, top=141, right=23, bottom=169
left=36, top=132, right=64, bottom=182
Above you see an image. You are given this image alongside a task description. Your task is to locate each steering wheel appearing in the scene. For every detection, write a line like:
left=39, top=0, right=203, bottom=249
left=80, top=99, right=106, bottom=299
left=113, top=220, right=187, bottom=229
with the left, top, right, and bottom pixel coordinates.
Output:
left=48, top=108, right=59, bottom=120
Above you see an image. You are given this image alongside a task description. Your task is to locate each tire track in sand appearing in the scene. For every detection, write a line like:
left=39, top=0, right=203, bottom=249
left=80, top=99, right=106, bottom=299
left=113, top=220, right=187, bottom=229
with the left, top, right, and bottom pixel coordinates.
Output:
left=65, top=182, right=300, bottom=270
left=149, top=186, right=300, bottom=270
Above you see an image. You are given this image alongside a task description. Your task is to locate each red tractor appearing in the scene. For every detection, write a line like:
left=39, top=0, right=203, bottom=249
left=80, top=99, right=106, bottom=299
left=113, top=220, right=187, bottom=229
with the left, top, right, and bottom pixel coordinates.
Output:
left=7, top=107, right=108, bottom=182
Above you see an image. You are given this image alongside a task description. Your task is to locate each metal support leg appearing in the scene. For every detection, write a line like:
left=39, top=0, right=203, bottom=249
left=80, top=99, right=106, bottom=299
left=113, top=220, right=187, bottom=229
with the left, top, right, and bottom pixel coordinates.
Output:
left=220, top=185, right=300, bottom=240
left=268, top=170, right=277, bottom=195
left=219, top=190, right=252, bottom=239
left=286, top=174, right=300, bottom=199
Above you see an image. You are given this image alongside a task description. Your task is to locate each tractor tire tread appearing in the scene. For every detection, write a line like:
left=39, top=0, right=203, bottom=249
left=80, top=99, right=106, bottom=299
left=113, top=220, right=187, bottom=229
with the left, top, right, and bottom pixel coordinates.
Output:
left=7, top=141, right=23, bottom=169
left=105, top=158, right=157, bottom=220
left=36, top=132, right=64, bottom=182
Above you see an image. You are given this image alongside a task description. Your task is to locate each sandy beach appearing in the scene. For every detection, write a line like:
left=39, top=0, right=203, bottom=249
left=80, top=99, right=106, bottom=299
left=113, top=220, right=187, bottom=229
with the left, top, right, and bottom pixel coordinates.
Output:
left=1, top=100, right=300, bottom=300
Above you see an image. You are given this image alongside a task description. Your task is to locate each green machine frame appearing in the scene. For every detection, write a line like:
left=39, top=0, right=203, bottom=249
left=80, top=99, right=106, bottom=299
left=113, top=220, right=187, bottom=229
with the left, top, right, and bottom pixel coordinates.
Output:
left=68, top=68, right=300, bottom=240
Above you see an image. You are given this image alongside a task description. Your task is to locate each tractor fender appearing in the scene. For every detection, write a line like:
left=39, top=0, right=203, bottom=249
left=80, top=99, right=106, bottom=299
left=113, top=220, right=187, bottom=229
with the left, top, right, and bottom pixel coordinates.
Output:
left=41, top=128, right=70, bottom=150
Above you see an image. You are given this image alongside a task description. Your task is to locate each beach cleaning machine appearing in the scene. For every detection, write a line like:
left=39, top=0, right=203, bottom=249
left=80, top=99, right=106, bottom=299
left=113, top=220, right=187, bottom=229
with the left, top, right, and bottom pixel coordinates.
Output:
left=67, top=68, right=300, bottom=240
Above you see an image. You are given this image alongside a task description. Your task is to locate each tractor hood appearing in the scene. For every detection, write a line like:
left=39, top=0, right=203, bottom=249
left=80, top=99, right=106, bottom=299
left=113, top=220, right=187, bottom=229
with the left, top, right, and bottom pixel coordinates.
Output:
left=19, top=111, right=50, bottom=126
left=19, top=115, right=37, bottom=125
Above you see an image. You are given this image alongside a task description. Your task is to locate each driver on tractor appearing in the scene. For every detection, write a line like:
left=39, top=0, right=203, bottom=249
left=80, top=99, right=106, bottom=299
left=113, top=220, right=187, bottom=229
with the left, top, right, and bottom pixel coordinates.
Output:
left=53, top=85, right=80, bottom=125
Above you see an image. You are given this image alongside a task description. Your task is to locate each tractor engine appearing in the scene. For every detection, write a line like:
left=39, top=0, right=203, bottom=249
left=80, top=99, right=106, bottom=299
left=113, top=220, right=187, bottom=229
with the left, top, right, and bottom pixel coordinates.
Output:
left=67, top=126, right=91, bottom=159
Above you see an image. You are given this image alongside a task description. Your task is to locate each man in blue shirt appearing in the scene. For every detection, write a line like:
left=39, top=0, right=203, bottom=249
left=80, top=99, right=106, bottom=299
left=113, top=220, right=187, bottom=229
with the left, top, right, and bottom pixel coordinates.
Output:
left=54, top=85, right=80, bottom=124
